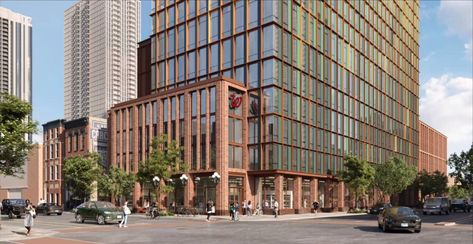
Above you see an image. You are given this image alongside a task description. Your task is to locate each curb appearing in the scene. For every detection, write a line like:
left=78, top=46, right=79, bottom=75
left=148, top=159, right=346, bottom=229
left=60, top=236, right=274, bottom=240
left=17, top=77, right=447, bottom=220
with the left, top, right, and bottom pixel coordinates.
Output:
left=434, top=222, right=456, bottom=226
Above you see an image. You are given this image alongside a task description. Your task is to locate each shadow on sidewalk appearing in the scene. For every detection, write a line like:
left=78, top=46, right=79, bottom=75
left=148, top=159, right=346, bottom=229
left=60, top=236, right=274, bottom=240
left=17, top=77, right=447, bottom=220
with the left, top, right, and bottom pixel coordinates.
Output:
left=11, top=230, right=27, bottom=236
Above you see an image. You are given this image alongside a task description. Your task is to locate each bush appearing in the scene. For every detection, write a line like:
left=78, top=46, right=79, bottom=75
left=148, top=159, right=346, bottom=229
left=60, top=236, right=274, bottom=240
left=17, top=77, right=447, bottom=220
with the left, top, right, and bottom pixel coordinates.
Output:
left=347, top=208, right=368, bottom=214
left=159, top=210, right=175, bottom=216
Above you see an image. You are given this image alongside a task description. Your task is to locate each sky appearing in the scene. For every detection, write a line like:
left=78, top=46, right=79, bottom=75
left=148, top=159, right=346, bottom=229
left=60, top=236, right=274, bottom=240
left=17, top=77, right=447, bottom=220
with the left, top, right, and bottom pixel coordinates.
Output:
left=0, top=0, right=471, bottom=158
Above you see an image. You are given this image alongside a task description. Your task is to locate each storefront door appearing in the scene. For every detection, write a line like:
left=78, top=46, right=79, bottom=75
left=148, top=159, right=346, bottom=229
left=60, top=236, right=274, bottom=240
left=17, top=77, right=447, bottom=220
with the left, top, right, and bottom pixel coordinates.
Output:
left=228, top=176, right=243, bottom=213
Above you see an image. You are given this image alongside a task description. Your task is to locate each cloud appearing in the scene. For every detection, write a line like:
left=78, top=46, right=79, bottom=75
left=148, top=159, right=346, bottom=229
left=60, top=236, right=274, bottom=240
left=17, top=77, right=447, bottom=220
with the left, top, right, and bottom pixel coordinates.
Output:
left=420, top=75, right=473, bottom=157
left=437, top=0, right=473, bottom=61
left=438, top=0, right=472, bottom=38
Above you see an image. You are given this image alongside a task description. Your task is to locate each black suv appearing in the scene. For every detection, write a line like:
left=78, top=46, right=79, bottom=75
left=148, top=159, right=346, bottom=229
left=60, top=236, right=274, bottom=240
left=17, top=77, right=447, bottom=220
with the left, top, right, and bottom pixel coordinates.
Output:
left=1, top=199, right=27, bottom=218
left=450, top=199, right=471, bottom=213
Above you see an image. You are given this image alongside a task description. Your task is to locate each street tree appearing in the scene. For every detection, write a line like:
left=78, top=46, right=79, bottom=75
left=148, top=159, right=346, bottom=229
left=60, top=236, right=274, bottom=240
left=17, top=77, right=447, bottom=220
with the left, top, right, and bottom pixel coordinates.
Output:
left=0, top=93, right=37, bottom=176
left=341, top=155, right=375, bottom=209
left=448, top=185, right=471, bottom=200
left=98, top=167, right=136, bottom=205
left=64, top=153, right=101, bottom=202
left=374, top=157, right=417, bottom=205
left=137, top=134, right=184, bottom=205
left=418, top=170, right=448, bottom=199
left=448, top=144, right=473, bottom=192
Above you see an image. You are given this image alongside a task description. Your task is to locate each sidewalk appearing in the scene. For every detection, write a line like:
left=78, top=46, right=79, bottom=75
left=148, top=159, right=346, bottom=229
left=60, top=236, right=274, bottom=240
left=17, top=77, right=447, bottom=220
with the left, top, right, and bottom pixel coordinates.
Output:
left=0, top=223, right=57, bottom=243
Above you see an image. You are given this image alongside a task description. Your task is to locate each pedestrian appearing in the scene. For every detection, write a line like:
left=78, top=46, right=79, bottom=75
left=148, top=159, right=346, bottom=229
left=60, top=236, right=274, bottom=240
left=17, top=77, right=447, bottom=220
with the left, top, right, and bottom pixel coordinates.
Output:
left=206, top=200, right=214, bottom=222
left=229, top=202, right=235, bottom=221
left=24, top=199, right=35, bottom=236
left=242, top=200, right=247, bottom=216
left=312, top=201, right=320, bottom=214
left=264, top=199, right=269, bottom=209
left=119, top=201, right=131, bottom=228
left=234, top=202, right=240, bottom=221
left=273, top=200, right=279, bottom=218
left=247, top=200, right=252, bottom=216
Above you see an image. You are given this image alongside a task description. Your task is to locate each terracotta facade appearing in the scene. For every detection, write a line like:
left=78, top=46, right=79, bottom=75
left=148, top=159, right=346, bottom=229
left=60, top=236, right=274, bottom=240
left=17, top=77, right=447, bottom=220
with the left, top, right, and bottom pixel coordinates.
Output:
left=418, top=120, right=447, bottom=174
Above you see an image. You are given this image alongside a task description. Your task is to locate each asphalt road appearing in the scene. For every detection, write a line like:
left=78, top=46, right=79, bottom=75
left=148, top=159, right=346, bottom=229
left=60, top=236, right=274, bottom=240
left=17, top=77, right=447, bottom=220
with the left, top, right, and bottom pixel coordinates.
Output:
left=0, top=211, right=471, bottom=244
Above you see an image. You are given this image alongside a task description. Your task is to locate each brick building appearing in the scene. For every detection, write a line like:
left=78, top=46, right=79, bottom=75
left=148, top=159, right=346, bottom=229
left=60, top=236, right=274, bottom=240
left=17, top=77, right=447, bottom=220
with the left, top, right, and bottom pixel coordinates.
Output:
left=109, top=0, right=420, bottom=214
left=42, top=117, right=108, bottom=207
left=418, top=120, right=447, bottom=174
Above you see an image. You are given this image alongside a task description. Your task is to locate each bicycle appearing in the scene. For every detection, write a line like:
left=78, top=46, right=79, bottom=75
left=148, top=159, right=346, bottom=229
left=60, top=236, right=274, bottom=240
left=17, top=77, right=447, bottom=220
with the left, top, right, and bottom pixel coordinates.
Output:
left=146, top=207, right=160, bottom=220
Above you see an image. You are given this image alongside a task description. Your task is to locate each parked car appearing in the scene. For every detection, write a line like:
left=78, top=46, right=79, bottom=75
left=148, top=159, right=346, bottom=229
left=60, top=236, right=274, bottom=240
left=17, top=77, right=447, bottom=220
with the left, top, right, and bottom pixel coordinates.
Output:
left=369, top=203, right=392, bottom=214
left=378, top=206, right=422, bottom=233
left=450, top=199, right=471, bottom=213
left=423, top=197, right=450, bottom=215
left=36, top=203, right=63, bottom=215
left=1, top=199, right=27, bottom=219
left=74, top=201, right=123, bottom=225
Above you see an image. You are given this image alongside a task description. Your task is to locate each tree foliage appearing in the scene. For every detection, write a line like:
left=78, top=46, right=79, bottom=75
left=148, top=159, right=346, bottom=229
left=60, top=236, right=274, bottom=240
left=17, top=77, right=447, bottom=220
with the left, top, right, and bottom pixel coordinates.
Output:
left=64, top=153, right=101, bottom=201
left=137, top=134, right=184, bottom=197
left=0, top=93, right=37, bottom=176
left=418, top=170, right=448, bottom=199
left=448, top=185, right=471, bottom=200
left=448, top=144, right=473, bottom=191
left=341, top=155, right=375, bottom=208
left=374, top=157, right=417, bottom=201
left=98, top=167, right=136, bottom=204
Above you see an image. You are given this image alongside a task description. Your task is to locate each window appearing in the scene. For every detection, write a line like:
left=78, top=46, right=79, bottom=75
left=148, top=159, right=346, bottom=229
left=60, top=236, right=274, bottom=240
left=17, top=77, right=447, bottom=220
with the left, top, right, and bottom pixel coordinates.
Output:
left=158, top=32, right=165, bottom=60
left=235, top=0, right=245, bottom=33
left=263, top=0, right=279, bottom=23
left=168, top=6, right=175, bottom=27
left=177, top=1, right=185, bottom=23
left=188, top=51, right=196, bottom=78
left=263, top=25, right=280, bottom=58
left=210, top=11, right=219, bottom=42
left=248, top=0, right=259, bottom=29
left=188, top=0, right=196, bottom=18
left=199, top=0, right=207, bottom=13
left=168, top=58, right=175, bottom=85
left=188, top=20, right=196, bottom=49
left=222, top=39, right=232, bottom=69
left=249, top=63, right=259, bottom=88
left=178, top=54, right=185, bottom=81
left=248, top=30, right=259, bottom=61
left=210, top=43, right=219, bottom=73
left=199, top=16, right=208, bottom=46
left=177, top=25, right=185, bottom=53
left=222, top=6, right=232, bottom=37
left=235, top=34, right=245, bottom=65
left=199, top=47, right=207, bottom=76
left=263, top=59, right=279, bottom=86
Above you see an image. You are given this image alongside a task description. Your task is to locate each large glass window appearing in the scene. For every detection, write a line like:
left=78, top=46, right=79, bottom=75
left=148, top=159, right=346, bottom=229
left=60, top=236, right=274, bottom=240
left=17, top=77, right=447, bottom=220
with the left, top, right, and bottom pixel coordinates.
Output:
left=235, top=0, right=245, bottom=33
left=199, top=16, right=208, bottom=46
left=177, top=1, right=185, bottom=23
left=210, top=43, right=219, bottom=73
left=249, top=63, right=259, bottom=88
left=222, top=6, right=232, bottom=38
left=263, top=0, right=279, bottom=23
left=177, top=25, right=185, bottom=53
left=235, top=34, right=245, bottom=65
left=263, top=59, right=280, bottom=86
left=263, top=25, right=280, bottom=58
left=199, top=47, right=207, bottom=76
left=210, top=11, right=219, bottom=42
left=188, top=51, right=196, bottom=78
left=188, top=20, right=196, bottom=49
left=199, top=0, right=207, bottom=13
left=158, top=32, right=165, bottom=60
left=168, top=6, right=175, bottom=27
left=168, top=58, right=175, bottom=86
left=248, top=0, right=259, bottom=29
left=222, top=39, right=232, bottom=69
left=168, top=28, right=175, bottom=56
left=248, top=30, right=259, bottom=62
left=177, top=55, right=185, bottom=82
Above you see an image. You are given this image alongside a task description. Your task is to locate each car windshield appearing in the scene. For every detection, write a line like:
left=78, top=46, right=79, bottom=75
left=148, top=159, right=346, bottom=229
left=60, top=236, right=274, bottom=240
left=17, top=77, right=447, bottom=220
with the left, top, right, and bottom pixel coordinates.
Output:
left=397, top=208, right=414, bottom=216
left=425, top=198, right=440, bottom=204
left=452, top=199, right=464, bottom=204
left=12, top=199, right=25, bottom=205
left=95, top=202, right=116, bottom=208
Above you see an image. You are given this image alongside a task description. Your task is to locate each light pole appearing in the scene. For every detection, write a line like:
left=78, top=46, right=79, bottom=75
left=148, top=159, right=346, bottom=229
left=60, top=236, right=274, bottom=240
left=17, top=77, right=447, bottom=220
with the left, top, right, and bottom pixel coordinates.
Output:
left=180, top=174, right=189, bottom=186
left=153, top=176, right=160, bottom=205
left=211, top=172, right=221, bottom=184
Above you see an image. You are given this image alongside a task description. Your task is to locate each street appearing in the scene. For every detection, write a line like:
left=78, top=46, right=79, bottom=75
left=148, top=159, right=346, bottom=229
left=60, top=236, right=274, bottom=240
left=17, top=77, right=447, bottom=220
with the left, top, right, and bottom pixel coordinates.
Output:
left=0, top=211, right=471, bottom=244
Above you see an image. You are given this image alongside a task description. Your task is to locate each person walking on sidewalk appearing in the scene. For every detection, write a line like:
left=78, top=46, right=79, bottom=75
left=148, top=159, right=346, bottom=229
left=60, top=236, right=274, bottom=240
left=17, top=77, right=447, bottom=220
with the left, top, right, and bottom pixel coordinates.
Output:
left=206, top=200, right=214, bottom=222
left=24, top=199, right=35, bottom=236
left=229, top=202, right=235, bottom=221
left=312, top=201, right=320, bottom=214
left=119, top=201, right=131, bottom=228
left=247, top=201, right=252, bottom=216
left=273, top=200, right=279, bottom=218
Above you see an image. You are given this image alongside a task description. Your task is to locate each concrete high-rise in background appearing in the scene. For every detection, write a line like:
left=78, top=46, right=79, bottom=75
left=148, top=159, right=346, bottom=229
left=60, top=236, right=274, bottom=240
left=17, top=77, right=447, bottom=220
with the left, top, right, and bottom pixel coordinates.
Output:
left=64, top=0, right=141, bottom=120
left=0, top=7, right=32, bottom=104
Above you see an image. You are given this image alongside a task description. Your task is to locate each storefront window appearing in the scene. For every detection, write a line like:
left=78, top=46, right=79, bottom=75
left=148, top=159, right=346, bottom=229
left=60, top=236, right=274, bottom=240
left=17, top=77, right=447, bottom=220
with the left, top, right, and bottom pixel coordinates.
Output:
left=283, top=177, right=294, bottom=209
left=302, top=179, right=311, bottom=208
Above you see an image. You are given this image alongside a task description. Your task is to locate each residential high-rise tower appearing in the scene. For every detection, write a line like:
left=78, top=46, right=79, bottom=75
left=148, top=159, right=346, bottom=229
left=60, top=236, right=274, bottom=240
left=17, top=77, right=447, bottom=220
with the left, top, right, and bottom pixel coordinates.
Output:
left=64, top=0, right=141, bottom=120
left=0, top=7, right=32, bottom=104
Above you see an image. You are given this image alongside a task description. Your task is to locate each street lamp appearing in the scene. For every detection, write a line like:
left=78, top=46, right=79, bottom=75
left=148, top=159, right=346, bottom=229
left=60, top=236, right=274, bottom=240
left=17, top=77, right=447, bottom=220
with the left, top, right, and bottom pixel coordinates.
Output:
left=194, top=176, right=201, bottom=185
left=211, top=172, right=221, bottom=184
left=180, top=174, right=189, bottom=186
left=153, top=176, right=160, bottom=188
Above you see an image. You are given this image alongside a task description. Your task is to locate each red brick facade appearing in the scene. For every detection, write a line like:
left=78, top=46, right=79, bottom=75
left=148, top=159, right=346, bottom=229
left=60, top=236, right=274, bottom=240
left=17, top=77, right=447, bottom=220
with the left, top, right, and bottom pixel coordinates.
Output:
left=418, top=121, right=447, bottom=174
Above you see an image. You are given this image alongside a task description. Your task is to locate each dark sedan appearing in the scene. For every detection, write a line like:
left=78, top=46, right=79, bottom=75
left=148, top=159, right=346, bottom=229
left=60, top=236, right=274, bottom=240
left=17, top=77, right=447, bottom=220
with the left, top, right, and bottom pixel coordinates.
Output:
left=36, top=203, right=63, bottom=215
left=74, top=201, right=123, bottom=225
left=369, top=203, right=392, bottom=214
left=378, top=207, right=422, bottom=233
left=1, top=199, right=26, bottom=218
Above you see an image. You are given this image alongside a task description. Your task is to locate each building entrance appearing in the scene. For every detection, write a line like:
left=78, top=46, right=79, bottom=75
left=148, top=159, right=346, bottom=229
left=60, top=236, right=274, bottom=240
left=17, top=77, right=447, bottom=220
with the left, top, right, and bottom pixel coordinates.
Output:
left=228, top=176, right=243, bottom=212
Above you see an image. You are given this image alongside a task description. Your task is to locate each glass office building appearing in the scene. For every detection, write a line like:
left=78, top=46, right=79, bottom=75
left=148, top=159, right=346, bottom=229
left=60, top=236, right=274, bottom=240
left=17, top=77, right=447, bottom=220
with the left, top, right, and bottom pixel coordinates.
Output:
left=109, top=0, right=419, bottom=214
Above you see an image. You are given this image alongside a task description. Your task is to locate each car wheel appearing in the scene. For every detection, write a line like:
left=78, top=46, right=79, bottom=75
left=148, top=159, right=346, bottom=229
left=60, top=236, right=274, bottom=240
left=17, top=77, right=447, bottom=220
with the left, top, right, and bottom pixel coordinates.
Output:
left=16, top=215, right=21, bottom=218
left=75, top=214, right=84, bottom=223
left=415, top=227, right=421, bottom=233
left=46, top=213, right=51, bottom=216
left=57, top=213, right=62, bottom=216
left=96, top=215, right=105, bottom=225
